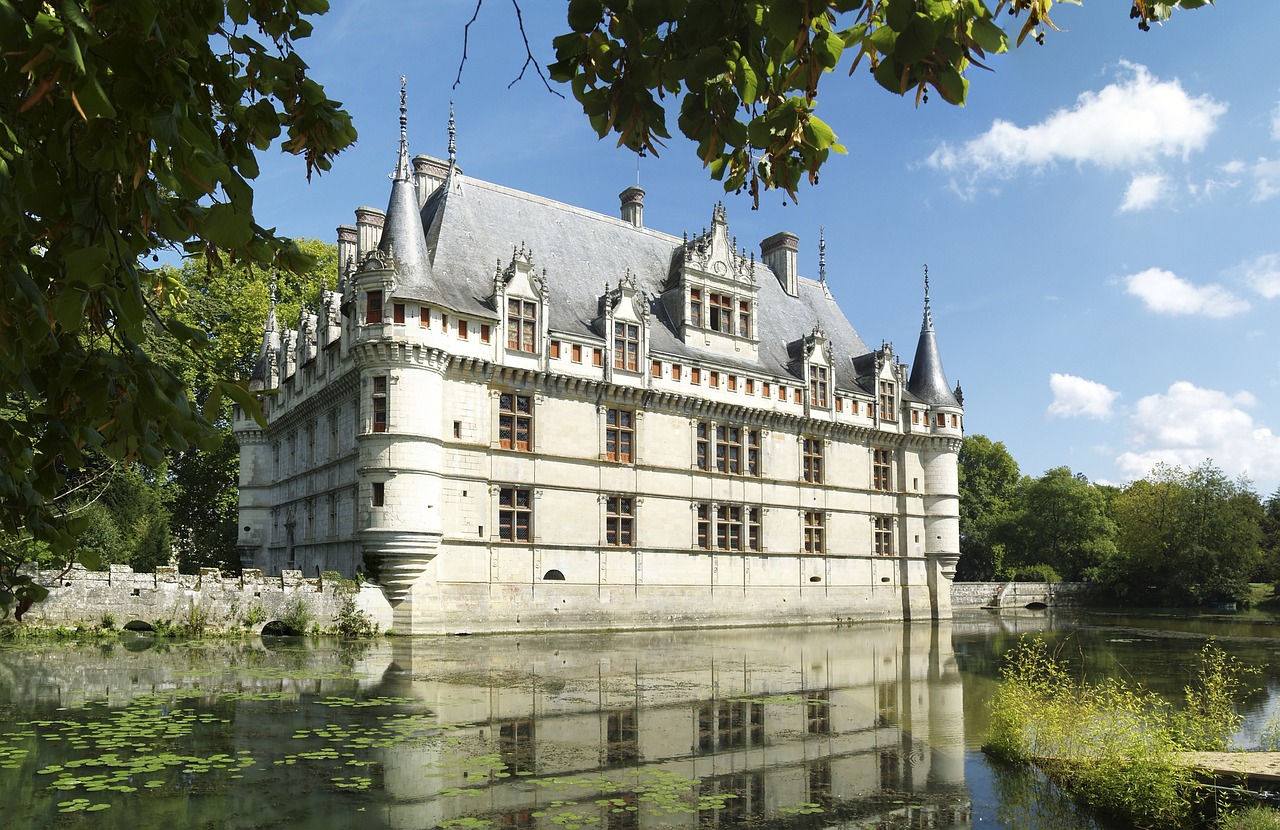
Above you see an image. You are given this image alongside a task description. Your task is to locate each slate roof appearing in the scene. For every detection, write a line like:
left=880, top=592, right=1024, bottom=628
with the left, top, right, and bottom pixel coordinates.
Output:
left=906, top=287, right=960, bottom=407
left=414, top=171, right=876, bottom=389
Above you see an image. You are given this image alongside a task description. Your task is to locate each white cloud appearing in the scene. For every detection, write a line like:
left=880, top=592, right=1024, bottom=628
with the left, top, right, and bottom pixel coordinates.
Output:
left=927, top=63, right=1225, bottom=177
left=1237, top=253, right=1280, bottom=299
left=1123, top=267, right=1249, bottom=317
left=1272, top=101, right=1280, bottom=141
left=1252, top=157, right=1280, bottom=201
left=1118, top=173, right=1169, bottom=212
left=1047, top=374, right=1118, bottom=420
left=1116, top=382, right=1280, bottom=488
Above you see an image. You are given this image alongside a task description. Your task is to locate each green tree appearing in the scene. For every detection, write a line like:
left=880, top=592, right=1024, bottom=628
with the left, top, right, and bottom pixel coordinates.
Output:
left=0, top=0, right=355, bottom=615
left=956, top=434, right=1020, bottom=580
left=548, top=0, right=1214, bottom=205
left=997, top=467, right=1116, bottom=581
left=1103, top=462, right=1262, bottom=605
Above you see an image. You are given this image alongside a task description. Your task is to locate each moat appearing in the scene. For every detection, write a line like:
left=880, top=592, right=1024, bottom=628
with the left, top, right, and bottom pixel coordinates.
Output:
left=3, top=609, right=1280, bottom=829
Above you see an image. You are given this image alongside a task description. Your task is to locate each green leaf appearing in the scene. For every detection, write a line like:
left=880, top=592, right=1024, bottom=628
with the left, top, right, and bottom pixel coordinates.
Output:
left=63, top=246, right=111, bottom=288
left=970, top=17, right=1008, bottom=54
left=567, top=0, right=604, bottom=34
left=886, top=0, right=915, bottom=32
left=203, top=203, right=253, bottom=248
left=72, top=75, right=116, bottom=120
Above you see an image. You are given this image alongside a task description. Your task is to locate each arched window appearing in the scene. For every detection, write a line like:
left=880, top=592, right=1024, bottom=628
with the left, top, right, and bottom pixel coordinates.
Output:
left=542, top=569, right=565, bottom=581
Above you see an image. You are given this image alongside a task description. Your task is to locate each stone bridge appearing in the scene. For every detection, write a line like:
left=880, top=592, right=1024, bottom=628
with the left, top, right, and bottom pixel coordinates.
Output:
left=950, top=581, right=1091, bottom=610
left=19, top=565, right=394, bottom=634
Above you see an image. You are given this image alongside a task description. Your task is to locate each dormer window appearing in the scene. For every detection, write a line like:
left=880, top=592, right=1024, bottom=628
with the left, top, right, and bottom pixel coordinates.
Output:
left=708, top=292, right=732, bottom=333
left=507, top=299, right=537, bottom=353
left=738, top=300, right=751, bottom=337
left=879, top=380, right=896, bottom=420
left=809, top=365, right=829, bottom=408
left=366, top=290, right=383, bottom=324
left=690, top=288, right=703, bottom=327
left=613, top=322, right=639, bottom=372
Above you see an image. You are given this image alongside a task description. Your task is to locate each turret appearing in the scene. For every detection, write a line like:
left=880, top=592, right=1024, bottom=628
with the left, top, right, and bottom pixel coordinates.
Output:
left=907, top=267, right=960, bottom=408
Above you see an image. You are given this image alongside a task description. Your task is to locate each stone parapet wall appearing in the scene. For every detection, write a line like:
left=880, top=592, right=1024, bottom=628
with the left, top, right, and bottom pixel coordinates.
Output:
left=19, top=565, right=394, bottom=633
left=951, top=581, right=1092, bottom=608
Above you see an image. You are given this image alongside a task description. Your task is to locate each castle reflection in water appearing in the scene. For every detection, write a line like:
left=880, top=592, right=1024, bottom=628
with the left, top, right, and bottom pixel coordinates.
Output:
left=367, top=623, right=970, bottom=829
left=0, top=622, right=973, bottom=829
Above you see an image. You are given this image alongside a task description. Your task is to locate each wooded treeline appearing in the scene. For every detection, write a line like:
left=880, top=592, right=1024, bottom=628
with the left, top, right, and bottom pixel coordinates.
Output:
left=959, top=435, right=1280, bottom=605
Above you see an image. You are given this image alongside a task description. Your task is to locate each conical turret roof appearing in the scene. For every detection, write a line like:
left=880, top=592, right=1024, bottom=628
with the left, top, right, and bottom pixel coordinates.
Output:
left=907, top=268, right=960, bottom=407
left=378, top=78, right=434, bottom=299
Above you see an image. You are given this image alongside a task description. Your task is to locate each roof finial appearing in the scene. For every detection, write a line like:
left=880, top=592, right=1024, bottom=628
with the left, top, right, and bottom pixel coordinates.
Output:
left=818, top=227, right=827, bottom=286
left=267, top=279, right=278, bottom=332
left=394, top=75, right=410, bottom=182
left=447, top=100, right=457, bottom=165
left=922, top=264, right=934, bottom=330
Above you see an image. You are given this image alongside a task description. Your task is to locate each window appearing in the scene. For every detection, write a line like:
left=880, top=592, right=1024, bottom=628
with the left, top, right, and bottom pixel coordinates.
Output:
left=803, top=438, right=823, bottom=483
left=606, top=496, right=634, bottom=546
left=393, top=302, right=405, bottom=324
left=745, top=379, right=754, bottom=395
left=651, top=360, right=661, bottom=378
left=873, top=449, right=893, bottom=491
left=507, top=299, right=538, bottom=352
left=371, top=482, right=384, bottom=507
left=874, top=515, right=894, bottom=556
left=499, top=487, right=532, bottom=541
left=911, top=410, right=919, bottom=424
left=672, top=363, right=683, bottom=381
left=952, top=414, right=959, bottom=428
left=690, top=367, right=701, bottom=385
left=697, top=422, right=759, bottom=476
left=762, top=382, right=771, bottom=397
left=371, top=376, right=388, bottom=433
left=809, top=365, right=828, bottom=408
left=708, top=292, right=732, bottom=333
left=804, top=511, right=825, bottom=554
left=549, top=340, right=560, bottom=358
left=879, top=380, right=896, bottom=420
left=727, top=375, right=737, bottom=392
left=593, top=348, right=603, bottom=367
left=605, top=408, right=634, bottom=462
left=457, top=319, right=468, bottom=339
left=613, top=322, right=640, bottom=371
left=499, top=393, right=532, bottom=451
left=441, top=313, right=448, bottom=333
left=793, top=388, right=802, bottom=404
left=480, top=324, right=491, bottom=343
left=366, top=290, right=383, bottom=324
left=689, top=288, right=703, bottom=328
left=936, top=412, right=945, bottom=426
left=709, top=371, right=719, bottom=388
left=419, top=306, right=430, bottom=327
left=716, top=505, right=743, bottom=550
left=738, top=300, right=751, bottom=337
left=777, top=385, right=786, bottom=400
left=715, top=425, right=741, bottom=473
left=328, top=411, right=338, bottom=457
left=696, top=503, right=762, bottom=551
left=571, top=343, right=582, bottom=362
left=836, top=397, right=844, bottom=413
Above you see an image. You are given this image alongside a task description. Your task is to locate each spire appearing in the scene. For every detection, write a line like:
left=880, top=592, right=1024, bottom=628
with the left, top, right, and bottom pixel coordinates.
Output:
left=447, top=100, right=457, bottom=166
left=907, top=264, right=959, bottom=407
left=378, top=77, right=434, bottom=296
left=394, top=75, right=410, bottom=183
left=818, top=227, right=827, bottom=286
left=266, top=279, right=278, bottom=332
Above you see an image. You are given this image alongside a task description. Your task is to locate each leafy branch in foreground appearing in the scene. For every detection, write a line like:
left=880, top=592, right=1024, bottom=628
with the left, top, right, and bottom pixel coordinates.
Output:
left=549, top=0, right=1214, bottom=206
left=0, top=0, right=356, bottom=614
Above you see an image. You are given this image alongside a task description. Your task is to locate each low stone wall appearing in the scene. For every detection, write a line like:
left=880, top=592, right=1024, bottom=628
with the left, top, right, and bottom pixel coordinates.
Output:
left=19, top=565, right=394, bottom=634
left=951, top=581, right=1092, bottom=608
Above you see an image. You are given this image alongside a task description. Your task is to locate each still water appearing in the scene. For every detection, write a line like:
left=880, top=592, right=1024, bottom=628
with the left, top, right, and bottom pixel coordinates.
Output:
left=2, top=609, right=1280, bottom=830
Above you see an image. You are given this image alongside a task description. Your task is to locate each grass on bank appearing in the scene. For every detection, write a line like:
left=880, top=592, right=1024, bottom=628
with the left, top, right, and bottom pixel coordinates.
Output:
left=984, top=637, right=1256, bottom=829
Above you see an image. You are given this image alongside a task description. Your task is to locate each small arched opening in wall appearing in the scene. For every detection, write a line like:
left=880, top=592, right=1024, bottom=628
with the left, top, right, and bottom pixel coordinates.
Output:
left=122, top=620, right=155, bottom=633
left=542, top=569, right=565, bottom=581
left=1024, top=601, right=1049, bottom=611
left=261, top=620, right=305, bottom=636
left=808, top=576, right=822, bottom=583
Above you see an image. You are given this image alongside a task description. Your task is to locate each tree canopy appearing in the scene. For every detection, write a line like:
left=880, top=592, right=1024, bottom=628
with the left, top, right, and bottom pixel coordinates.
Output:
left=0, top=0, right=355, bottom=616
left=548, top=0, right=1214, bottom=205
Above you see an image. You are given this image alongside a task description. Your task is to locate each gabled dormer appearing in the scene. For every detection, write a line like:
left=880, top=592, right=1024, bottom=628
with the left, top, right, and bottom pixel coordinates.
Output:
left=492, top=243, right=548, bottom=368
left=297, top=310, right=318, bottom=366
left=597, top=270, right=649, bottom=384
left=801, top=325, right=832, bottom=414
left=663, top=203, right=760, bottom=360
left=852, top=341, right=902, bottom=427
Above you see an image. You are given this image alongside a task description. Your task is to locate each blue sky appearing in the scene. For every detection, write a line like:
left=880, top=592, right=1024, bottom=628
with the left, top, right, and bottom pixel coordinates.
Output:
left=251, top=1, right=1280, bottom=496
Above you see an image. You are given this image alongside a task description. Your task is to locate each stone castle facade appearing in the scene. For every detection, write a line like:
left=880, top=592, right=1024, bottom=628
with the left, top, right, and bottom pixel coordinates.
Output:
left=234, top=93, right=964, bottom=635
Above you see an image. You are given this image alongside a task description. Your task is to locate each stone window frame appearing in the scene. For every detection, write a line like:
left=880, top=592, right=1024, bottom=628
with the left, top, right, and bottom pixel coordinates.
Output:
left=872, top=449, right=893, bottom=492
left=498, top=392, right=533, bottom=452
left=803, top=511, right=825, bottom=554
left=498, top=486, right=533, bottom=542
left=695, top=501, right=763, bottom=552
left=802, top=437, right=823, bottom=484
left=695, top=420, right=761, bottom=477
left=371, top=376, right=388, bottom=433
left=809, top=364, right=829, bottom=408
left=874, top=515, right=894, bottom=556
left=605, top=495, right=634, bottom=547
left=506, top=298, right=538, bottom=353
left=613, top=321, right=640, bottom=372
left=605, top=408, right=635, bottom=463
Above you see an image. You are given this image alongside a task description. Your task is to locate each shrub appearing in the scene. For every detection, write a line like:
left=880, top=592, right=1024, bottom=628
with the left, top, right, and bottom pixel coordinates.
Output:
left=278, top=595, right=312, bottom=635
left=333, top=597, right=377, bottom=638
left=984, top=638, right=1251, bottom=828
left=1008, top=563, right=1062, bottom=583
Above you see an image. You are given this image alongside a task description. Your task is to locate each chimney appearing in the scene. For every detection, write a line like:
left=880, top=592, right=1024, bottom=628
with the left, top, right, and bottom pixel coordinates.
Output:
left=413, top=154, right=452, bottom=207
left=354, top=206, right=385, bottom=259
left=619, top=186, right=644, bottom=228
left=336, top=224, right=357, bottom=275
left=760, top=232, right=799, bottom=297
